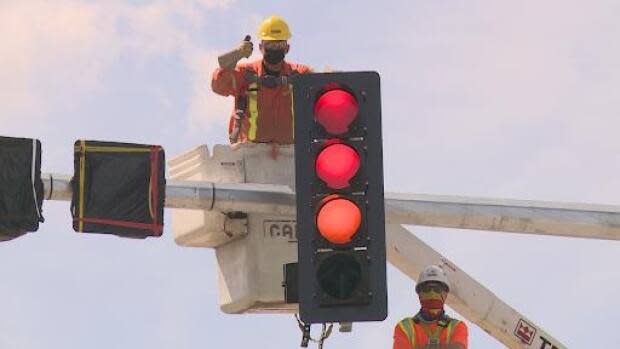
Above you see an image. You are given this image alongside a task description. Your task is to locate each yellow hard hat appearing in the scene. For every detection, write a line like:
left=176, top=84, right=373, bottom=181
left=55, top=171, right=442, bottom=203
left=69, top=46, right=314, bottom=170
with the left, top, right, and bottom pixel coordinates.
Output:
left=257, top=15, right=292, bottom=41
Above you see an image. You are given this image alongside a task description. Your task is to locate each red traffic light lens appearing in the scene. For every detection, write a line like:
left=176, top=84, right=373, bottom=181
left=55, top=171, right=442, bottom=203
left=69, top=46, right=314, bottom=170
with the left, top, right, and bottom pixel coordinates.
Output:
left=315, top=143, right=360, bottom=189
left=317, top=197, right=361, bottom=244
left=314, top=89, right=359, bottom=135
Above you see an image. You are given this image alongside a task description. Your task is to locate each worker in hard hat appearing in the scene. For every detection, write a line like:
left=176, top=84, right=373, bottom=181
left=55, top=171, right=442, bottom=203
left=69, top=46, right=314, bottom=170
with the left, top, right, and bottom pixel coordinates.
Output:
left=211, top=15, right=312, bottom=144
left=393, top=265, right=469, bottom=349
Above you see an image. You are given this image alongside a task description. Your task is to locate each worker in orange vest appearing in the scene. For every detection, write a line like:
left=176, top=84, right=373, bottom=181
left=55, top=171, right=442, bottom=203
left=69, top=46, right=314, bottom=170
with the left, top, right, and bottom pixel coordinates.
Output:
left=393, top=265, right=469, bottom=349
left=212, top=15, right=313, bottom=145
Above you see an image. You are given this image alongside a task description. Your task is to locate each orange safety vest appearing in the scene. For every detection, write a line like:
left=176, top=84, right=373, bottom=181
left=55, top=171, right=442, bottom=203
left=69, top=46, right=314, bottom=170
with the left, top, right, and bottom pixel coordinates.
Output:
left=212, top=59, right=312, bottom=144
left=397, top=314, right=462, bottom=348
left=245, top=73, right=295, bottom=142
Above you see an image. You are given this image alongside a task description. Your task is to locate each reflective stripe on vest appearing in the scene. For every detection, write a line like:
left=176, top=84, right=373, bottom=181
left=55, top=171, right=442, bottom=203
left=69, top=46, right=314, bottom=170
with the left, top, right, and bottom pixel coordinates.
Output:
left=398, top=318, right=417, bottom=348
left=399, top=318, right=460, bottom=348
left=247, top=82, right=259, bottom=141
left=289, top=83, right=294, bottom=140
left=246, top=82, right=295, bottom=142
left=445, top=320, right=460, bottom=344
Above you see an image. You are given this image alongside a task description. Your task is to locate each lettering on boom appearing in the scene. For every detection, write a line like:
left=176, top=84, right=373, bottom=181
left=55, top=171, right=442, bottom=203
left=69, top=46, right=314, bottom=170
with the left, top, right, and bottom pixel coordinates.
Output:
left=539, top=336, right=560, bottom=349
left=263, top=220, right=297, bottom=242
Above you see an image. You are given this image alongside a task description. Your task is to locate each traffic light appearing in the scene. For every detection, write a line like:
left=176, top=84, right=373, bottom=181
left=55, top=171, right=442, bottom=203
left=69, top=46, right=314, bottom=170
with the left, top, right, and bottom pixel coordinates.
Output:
left=293, top=72, right=387, bottom=323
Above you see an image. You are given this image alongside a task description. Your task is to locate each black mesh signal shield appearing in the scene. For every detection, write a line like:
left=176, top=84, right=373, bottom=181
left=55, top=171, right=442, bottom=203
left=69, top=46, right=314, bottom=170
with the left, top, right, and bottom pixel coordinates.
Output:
left=71, top=140, right=165, bottom=238
left=0, top=136, right=44, bottom=241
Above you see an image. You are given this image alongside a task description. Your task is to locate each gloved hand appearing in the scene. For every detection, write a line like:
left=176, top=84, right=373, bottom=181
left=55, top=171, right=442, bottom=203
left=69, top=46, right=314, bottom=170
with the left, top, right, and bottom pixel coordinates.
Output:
left=218, top=35, right=253, bottom=69
left=237, top=36, right=253, bottom=58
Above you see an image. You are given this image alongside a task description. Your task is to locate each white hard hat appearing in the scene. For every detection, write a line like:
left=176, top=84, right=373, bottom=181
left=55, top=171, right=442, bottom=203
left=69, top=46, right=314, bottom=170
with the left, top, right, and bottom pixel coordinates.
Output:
left=416, top=265, right=451, bottom=293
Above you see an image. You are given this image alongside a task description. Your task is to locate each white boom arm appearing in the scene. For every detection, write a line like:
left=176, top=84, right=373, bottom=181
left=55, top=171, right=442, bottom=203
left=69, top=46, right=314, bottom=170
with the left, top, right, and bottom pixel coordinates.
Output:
left=43, top=174, right=620, bottom=240
left=387, top=224, right=566, bottom=349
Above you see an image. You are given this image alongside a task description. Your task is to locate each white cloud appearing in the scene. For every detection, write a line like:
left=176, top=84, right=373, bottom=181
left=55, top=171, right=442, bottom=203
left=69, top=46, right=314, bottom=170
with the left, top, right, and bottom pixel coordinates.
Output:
left=0, top=1, right=109, bottom=117
left=0, top=0, right=233, bottom=131
left=184, top=49, right=233, bottom=131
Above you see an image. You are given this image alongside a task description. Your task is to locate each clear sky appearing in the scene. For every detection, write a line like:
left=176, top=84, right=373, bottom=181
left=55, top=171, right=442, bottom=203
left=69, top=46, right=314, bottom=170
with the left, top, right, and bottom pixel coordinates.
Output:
left=1, top=1, right=619, bottom=348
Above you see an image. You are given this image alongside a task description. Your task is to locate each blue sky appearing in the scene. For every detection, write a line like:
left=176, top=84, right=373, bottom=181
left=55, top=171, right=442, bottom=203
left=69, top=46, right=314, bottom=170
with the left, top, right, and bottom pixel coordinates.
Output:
left=1, top=1, right=619, bottom=348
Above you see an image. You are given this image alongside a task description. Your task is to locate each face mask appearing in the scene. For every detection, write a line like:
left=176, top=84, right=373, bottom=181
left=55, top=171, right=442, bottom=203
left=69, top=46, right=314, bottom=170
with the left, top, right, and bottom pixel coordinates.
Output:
left=264, top=48, right=285, bottom=65
left=418, top=290, right=446, bottom=318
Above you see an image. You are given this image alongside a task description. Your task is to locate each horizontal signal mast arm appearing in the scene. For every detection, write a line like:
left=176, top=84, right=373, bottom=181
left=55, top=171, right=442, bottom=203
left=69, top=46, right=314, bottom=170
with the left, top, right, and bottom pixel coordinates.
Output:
left=385, top=193, right=620, bottom=241
left=43, top=174, right=620, bottom=240
left=43, top=173, right=297, bottom=217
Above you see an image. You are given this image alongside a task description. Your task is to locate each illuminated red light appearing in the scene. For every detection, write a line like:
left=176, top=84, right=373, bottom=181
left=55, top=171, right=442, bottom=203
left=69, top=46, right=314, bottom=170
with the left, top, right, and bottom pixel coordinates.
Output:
left=315, top=143, right=360, bottom=189
left=316, top=197, right=361, bottom=244
left=314, top=89, right=359, bottom=135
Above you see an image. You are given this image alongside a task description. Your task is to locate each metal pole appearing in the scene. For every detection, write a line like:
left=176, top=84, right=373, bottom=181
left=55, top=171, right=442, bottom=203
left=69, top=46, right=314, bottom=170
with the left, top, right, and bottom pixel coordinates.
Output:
left=43, top=173, right=620, bottom=240
left=385, top=192, right=620, bottom=240
left=43, top=173, right=297, bottom=215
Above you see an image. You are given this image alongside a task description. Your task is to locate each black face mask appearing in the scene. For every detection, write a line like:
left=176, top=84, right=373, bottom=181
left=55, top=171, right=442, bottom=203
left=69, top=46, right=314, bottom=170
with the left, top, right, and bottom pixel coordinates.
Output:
left=264, top=48, right=286, bottom=65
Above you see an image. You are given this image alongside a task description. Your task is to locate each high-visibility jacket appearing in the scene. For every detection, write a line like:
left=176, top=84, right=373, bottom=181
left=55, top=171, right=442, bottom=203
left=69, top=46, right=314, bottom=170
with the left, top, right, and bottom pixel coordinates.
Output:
left=211, top=59, right=312, bottom=144
left=393, top=313, right=468, bottom=349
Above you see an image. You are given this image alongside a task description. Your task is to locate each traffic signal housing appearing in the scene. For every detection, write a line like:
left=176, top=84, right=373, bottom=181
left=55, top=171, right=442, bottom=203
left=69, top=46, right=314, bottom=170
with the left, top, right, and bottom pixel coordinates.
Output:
left=293, top=72, right=387, bottom=323
left=71, top=140, right=165, bottom=239
left=0, top=136, right=45, bottom=241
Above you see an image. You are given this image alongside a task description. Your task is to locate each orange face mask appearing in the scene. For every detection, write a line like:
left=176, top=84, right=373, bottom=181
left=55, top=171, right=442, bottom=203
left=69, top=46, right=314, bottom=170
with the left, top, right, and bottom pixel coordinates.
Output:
left=418, top=290, right=446, bottom=317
